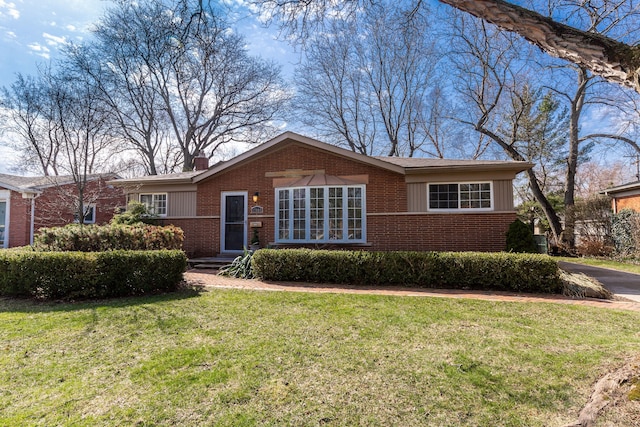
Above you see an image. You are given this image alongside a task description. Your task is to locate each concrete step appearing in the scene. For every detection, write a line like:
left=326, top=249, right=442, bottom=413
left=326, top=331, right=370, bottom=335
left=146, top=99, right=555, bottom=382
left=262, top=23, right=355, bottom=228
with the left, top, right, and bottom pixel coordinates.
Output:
left=188, top=256, right=238, bottom=269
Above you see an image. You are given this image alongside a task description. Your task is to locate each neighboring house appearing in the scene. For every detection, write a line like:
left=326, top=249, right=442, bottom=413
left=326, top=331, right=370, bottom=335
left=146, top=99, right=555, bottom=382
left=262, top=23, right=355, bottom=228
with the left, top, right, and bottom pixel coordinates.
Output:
left=601, top=180, right=640, bottom=213
left=0, top=173, right=125, bottom=248
left=110, top=132, right=532, bottom=257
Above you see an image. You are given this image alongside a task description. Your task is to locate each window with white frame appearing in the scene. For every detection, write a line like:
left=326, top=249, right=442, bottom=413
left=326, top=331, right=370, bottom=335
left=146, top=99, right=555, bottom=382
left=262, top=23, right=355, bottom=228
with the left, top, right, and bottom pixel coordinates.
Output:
left=428, top=182, right=492, bottom=210
left=276, top=185, right=365, bottom=243
left=140, top=193, right=167, bottom=216
left=74, top=204, right=96, bottom=224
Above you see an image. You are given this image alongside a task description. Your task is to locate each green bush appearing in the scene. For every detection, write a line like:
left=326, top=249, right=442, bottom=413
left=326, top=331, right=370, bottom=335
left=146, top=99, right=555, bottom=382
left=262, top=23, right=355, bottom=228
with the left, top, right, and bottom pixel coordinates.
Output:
left=34, top=223, right=184, bottom=252
left=0, top=249, right=186, bottom=299
left=110, top=201, right=159, bottom=225
left=252, top=249, right=562, bottom=294
left=505, top=219, right=538, bottom=253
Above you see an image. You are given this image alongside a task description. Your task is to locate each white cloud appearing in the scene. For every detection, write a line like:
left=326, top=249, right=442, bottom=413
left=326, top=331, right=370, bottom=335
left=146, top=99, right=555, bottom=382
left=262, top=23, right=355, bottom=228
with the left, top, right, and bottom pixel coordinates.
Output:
left=0, top=0, right=19, bottom=19
left=49, top=21, right=57, bottom=27
left=27, top=42, right=50, bottom=59
left=5, top=30, right=15, bottom=38
left=42, top=32, right=67, bottom=47
left=65, top=24, right=76, bottom=32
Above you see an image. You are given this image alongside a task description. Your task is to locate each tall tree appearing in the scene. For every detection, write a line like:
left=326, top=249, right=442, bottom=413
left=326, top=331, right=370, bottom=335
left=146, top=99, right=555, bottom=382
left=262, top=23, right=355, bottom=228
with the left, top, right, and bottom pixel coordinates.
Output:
left=97, top=0, right=290, bottom=172
left=450, top=15, right=569, bottom=241
left=255, top=0, right=640, bottom=92
left=295, top=4, right=459, bottom=157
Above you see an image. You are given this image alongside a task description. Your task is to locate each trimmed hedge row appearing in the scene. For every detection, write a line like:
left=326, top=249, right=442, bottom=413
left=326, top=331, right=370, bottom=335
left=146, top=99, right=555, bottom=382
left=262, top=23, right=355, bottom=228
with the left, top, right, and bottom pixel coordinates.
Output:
left=252, top=249, right=562, bottom=293
left=0, top=249, right=187, bottom=299
left=34, top=224, right=184, bottom=252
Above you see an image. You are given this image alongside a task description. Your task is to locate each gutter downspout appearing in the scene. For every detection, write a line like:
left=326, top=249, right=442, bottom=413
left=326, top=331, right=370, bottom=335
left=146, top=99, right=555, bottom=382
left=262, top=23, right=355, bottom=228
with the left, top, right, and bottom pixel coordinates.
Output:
left=25, top=192, right=41, bottom=246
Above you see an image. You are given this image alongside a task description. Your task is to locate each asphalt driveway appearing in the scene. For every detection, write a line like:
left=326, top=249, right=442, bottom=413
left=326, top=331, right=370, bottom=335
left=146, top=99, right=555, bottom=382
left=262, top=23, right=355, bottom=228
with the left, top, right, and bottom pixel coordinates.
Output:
left=560, top=262, right=640, bottom=302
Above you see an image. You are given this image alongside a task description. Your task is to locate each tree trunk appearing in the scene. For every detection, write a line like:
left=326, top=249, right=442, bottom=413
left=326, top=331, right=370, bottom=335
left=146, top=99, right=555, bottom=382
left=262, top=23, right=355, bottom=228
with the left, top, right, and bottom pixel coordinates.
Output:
left=562, top=67, right=589, bottom=249
left=439, top=0, right=640, bottom=92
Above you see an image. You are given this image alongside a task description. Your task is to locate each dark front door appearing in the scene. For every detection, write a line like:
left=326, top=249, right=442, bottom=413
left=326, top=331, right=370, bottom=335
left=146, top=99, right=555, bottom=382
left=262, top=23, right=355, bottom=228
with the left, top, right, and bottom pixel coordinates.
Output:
left=222, top=192, right=246, bottom=252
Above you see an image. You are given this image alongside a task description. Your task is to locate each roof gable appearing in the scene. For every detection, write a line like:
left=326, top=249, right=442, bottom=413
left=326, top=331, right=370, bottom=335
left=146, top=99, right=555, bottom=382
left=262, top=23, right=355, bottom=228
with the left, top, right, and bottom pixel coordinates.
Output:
left=192, top=132, right=405, bottom=183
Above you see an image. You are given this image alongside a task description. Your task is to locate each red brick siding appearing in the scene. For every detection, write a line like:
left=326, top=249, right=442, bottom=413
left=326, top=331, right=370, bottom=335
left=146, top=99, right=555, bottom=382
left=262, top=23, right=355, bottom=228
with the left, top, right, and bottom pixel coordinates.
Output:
left=33, top=179, right=124, bottom=230
left=162, top=218, right=218, bottom=257
left=367, top=212, right=514, bottom=252
left=2, top=179, right=125, bottom=247
left=157, top=142, right=515, bottom=256
left=171, top=212, right=514, bottom=256
left=8, top=191, right=30, bottom=247
left=615, top=195, right=640, bottom=213
left=197, top=142, right=407, bottom=218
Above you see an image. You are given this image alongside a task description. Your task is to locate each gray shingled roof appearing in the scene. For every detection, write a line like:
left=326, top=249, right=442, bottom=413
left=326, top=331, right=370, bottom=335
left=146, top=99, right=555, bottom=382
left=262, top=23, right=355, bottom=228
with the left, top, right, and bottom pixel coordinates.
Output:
left=601, top=180, right=640, bottom=195
left=0, top=173, right=118, bottom=193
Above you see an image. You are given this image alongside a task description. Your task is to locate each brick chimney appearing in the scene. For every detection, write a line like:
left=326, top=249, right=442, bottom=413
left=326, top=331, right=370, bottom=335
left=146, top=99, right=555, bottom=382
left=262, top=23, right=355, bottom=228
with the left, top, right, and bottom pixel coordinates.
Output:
left=194, top=150, right=209, bottom=171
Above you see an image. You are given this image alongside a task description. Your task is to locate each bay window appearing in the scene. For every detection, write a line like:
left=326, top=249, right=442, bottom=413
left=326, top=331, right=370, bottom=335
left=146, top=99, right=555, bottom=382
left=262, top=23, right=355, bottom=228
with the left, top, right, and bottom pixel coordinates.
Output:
left=276, top=185, right=365, bottom=243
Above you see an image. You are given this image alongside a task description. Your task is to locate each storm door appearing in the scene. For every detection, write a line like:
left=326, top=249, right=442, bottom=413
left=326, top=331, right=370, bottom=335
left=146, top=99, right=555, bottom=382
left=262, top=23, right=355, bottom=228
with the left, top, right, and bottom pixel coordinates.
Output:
left=221, top=192, right=247, bottom=253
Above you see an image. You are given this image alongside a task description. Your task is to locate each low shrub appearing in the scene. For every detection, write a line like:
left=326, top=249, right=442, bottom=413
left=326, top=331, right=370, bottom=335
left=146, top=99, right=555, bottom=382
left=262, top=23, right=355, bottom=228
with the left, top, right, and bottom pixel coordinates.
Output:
left=576, top=237, right=615, bottom=257
left=34, top=223, right=184, bottom=252
left=252, top=249, right=562, bottom=294
left=505, top=219, right=538, bottom=253
left=0, top=249, right=186, bottom=299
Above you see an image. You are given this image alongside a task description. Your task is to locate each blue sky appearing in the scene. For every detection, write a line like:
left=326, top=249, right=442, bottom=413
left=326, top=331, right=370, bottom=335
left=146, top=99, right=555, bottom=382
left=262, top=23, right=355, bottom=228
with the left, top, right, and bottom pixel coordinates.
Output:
left=0, top=0, right=296, bottom=174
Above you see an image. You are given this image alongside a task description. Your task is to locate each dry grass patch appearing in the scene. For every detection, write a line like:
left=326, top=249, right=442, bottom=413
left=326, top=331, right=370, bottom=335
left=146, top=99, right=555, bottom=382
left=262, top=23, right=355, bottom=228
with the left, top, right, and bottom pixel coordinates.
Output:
left=560, top=270, right=613, bottom=299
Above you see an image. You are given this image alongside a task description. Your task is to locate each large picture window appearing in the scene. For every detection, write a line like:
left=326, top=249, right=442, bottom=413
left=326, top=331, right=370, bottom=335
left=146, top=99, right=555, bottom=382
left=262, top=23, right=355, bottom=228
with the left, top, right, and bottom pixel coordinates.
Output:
left=428, top=182, right=492, bottom=211
left=140, top=193, right=167, bottom=216
left=276, top=185, right=365, bottom=243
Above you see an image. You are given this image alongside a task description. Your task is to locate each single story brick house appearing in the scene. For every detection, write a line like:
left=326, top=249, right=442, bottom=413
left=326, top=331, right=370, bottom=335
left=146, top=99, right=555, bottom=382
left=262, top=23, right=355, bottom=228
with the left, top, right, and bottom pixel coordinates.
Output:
left=0, top=173, right=124, bottom=248
left=110, top=132, right=532, bottom=257
left=601, top=180, right=640, bottom=213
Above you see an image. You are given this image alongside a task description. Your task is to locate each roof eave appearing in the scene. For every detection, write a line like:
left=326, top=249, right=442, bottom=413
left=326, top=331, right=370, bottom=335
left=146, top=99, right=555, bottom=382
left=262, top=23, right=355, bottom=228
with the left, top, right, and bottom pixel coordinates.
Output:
left=404, top=162, right=534, bottom=175
left=108, top=177, right=196, bottom=187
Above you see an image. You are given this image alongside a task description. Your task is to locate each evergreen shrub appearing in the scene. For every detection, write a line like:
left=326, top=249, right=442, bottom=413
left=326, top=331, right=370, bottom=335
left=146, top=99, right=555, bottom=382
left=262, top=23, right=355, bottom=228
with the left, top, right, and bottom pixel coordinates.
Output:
left=34, top=223, right=184, bottom=252
left=252, top=249, right=561, bottom=293
left=0, top=249, right=186, bottom=299
left=505, top=219, right=538, bottom=253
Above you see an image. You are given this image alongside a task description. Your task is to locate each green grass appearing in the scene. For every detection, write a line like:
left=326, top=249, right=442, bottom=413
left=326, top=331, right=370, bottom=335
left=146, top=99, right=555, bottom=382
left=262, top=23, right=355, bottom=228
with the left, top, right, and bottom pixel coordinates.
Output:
left=557, top=256, right=640, bottom=274
left=1, top=288, right=639, bottom=426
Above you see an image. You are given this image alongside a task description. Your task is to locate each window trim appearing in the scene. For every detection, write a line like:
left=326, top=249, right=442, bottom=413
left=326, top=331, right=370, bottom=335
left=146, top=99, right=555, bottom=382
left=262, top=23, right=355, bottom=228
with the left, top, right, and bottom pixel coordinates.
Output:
left=139, top=193, right=168, bottom=217
left=427, top=181, right=493, bottom=212
left=275, top=185, right=366, bottom=244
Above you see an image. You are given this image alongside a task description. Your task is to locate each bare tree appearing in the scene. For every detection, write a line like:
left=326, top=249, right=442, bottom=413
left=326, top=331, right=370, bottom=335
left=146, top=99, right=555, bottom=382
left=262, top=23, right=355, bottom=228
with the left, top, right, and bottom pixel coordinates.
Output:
left=0, top=72, right=61, bottom=176
left=255, top=0, right=640, bottom=92
left=295, top=19, right=378, bottom=154
left=296, top=4, right=458, bottom=157
left=65, top=44, right=178, bottom=175
left=0, top=61, right=122, bottom=224
left=100, top=0, right=291, bottom=172
left=451, top=16, right=569, bottom=241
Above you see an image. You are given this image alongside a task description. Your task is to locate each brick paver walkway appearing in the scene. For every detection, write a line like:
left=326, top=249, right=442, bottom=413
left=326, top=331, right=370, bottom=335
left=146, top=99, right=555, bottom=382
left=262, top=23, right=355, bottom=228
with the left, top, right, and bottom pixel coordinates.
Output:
left=185, top=269, right=640, bottom=312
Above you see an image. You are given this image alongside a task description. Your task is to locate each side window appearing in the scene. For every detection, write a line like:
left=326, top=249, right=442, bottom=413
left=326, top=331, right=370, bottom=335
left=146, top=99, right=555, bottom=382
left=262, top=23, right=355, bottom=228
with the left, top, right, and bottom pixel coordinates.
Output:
left=428, top=183, right=492, bottom=211
left=140, top=193, right=167, bottom=216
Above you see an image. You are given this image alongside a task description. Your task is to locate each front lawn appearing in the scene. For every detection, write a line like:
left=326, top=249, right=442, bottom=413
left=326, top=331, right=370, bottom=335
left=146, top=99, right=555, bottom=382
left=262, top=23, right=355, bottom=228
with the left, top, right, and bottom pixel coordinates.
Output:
left=1, top=288, right=639, bottom=426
